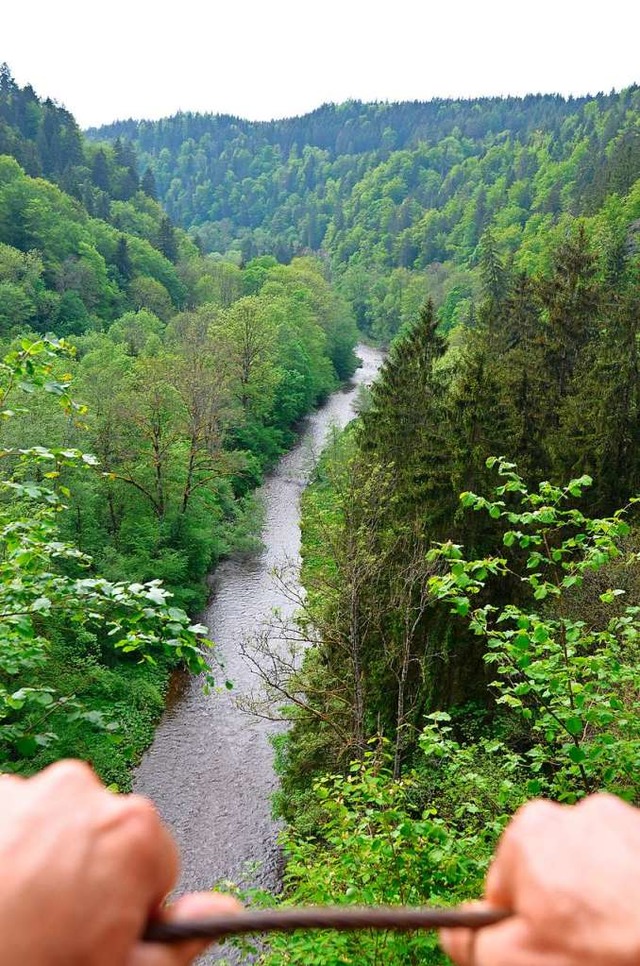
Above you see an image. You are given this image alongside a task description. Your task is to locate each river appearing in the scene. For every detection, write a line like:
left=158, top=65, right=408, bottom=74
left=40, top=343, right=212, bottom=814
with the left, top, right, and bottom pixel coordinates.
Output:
left=134, top=344, right=383, bottom=956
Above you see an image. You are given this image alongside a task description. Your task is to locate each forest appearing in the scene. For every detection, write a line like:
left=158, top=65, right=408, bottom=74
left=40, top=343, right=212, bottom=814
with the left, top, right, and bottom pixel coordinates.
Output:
left=92, top=86, right=640, bottom=343
left=3, top=61, right=640, bottom=964
left=0, top=64, right=357, bottom=786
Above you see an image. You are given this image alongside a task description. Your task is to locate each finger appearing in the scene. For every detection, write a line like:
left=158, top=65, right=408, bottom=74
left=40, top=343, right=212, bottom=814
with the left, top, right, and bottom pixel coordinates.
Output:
left=106, top=794, right=180, bottom=909
left=485, top=853, right=511, bottom=908
left=4, top=762, right=103, bottom=838
left=485, top=800, right=564, bottom=907
left=472, top=916, right=561, bottom=966
left=442, top=914, right=550, bottom=966
left=440, top=901, right=492, bottom=966
left=128, top=893, right=242, bottom=966
left=32, top=759, right=102, bottom=797
left=440, top=924, right=476, bottom=965
left=0, top=773, right=25, bottom=791
left=577, top=791, right=640, bottom=832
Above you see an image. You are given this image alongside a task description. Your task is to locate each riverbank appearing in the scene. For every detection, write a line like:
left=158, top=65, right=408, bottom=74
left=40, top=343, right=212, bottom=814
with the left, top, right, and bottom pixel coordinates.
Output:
left=132, top=345, right=384, bottom=918
left=32, top=350, right=374, bottom=793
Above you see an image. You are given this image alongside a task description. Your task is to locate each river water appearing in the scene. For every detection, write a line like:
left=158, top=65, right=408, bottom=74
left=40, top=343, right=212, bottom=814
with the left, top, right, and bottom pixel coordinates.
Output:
left=134, top=345, right=383, bottom=953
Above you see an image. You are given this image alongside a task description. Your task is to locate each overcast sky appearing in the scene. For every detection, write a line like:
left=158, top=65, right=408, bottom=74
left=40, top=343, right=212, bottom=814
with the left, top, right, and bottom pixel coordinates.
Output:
left=3, top=0, right=639, bottom=129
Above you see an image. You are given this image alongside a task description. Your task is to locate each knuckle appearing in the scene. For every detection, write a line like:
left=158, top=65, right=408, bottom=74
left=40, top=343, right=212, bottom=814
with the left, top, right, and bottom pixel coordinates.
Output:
left=514, top=798, right=563, bottom=827
left=116, top=794, right=169, bottom=858
left=501, top=799, right=564, bottom=848
left=119, top=794, right=160, bottom=837
left=116, top=794, right=178, bottom=884
left=578, top=792, right=627, bottom=812
left=39, top=759, right=99, bottom=789
left=0, top=773, right=24, bottom=788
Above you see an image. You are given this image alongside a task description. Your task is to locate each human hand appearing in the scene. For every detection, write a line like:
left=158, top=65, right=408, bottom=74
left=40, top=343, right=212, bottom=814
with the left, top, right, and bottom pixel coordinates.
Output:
left=0, top=760, right=240, bottom=965
left=440, top=794, right=640, bottom=966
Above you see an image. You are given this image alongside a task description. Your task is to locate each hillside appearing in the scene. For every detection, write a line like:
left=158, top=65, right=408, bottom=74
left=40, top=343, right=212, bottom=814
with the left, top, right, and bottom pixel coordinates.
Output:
left=91, top=88, right=640, bottom=339
left=0, top=66, right=358, bottom=784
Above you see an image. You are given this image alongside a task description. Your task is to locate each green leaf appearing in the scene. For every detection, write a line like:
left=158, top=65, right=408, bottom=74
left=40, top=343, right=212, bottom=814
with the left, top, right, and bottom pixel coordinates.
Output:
left=15, top=737, right=38, bottom=756
left=565, top=717, right=583, bottom=736
left=31, top=597, right=51, bottom=613
left=145, top=586, right=167, bottom=605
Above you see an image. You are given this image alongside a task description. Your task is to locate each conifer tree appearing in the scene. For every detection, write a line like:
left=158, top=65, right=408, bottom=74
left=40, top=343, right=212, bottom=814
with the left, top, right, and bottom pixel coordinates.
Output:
left=489, top=273, right=550, bottom=483
left=0, top=63, right=16, bottom=95
left=141, top=167, right=158, bottom=200
left=360, top=299, right=451, bottom=529
left=91, top=148, right=110, bottom=192
left=539, top=224, right=601, bottom=404
left=158, top=216, right=178, bottom=263
left=114, top=235, right=133, bottom=282
left=477, top=227, right=509, bottom=307
left=557, top=265, right=640, bottom=508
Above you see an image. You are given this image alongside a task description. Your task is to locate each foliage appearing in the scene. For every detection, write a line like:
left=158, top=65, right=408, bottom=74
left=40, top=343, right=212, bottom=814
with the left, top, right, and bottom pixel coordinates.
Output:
left=0, top=67, right=359, bottom=780
left=262, top=733, right=523, bottom=965
left=263, top=464, right=640, bottom=964
left=91, top=87, right=640, bottom=341
left=428, top=458, right=640, bottom=802
left=6, top=70, right=640, bottom=960
left=0, top=337, right=208, bottom=777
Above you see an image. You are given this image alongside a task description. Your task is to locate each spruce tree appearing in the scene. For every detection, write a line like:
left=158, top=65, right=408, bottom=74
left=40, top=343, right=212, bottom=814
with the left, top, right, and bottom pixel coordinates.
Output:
left=539, top=224, right=601, bottom=404
left=489, top=273, right=550, bottom=483
left=91, top=149, right=110, bottom=192
left=477, top=227, right=509, bottom=307
left=141, top=167, right=158, bottom=200
left=114, top=235, right=133, bottom=282
left=158, top=216, right=178, bottom=263
left=360, top=299, right=451, bottom=531
left=0, top=63, right=16, bottom=95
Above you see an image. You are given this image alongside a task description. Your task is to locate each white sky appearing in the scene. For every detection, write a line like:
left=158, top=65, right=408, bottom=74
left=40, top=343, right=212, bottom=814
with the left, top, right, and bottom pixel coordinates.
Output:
left=3, top=0, right=639, bottom=129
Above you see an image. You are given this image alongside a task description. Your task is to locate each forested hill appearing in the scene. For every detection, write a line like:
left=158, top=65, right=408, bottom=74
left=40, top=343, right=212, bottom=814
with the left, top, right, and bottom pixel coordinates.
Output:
left=0, top=65, right=358, bottom=785
left=90, top=93, right=602, bottom=158
left=89, top=87, right=640, bottom=340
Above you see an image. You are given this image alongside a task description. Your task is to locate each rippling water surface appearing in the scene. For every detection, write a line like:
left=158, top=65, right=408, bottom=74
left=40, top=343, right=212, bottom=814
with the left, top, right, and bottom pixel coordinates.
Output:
left=134, top=346, right=383, bottom=953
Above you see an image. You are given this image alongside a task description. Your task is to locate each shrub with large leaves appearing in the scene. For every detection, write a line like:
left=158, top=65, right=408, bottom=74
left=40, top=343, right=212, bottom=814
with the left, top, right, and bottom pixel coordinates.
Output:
left=428, top=457, right=640, bottom=801
left=0, top=336, right=209, bottom=770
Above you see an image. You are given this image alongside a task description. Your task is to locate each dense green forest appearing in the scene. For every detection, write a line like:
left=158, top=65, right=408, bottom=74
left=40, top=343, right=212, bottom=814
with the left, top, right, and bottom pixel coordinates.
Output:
left=246, top=148, right=640, bottom=964
left=92, top=87, right=640, bottom=342
left=4, top=61, right=640, bottom=965
left=0, top=65, right=357, bottom=786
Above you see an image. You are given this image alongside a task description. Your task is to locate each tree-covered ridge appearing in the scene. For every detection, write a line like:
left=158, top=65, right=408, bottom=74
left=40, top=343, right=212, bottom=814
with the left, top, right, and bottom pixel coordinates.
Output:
left=0, top=64, right=217, bottom=342
left=93, top=94, right=607, bottom=157
left=0, top=154, right=189, bottom=334
left=90, top=87, right=640, bottom=339
left=0, top=63, right=167, bottom=222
